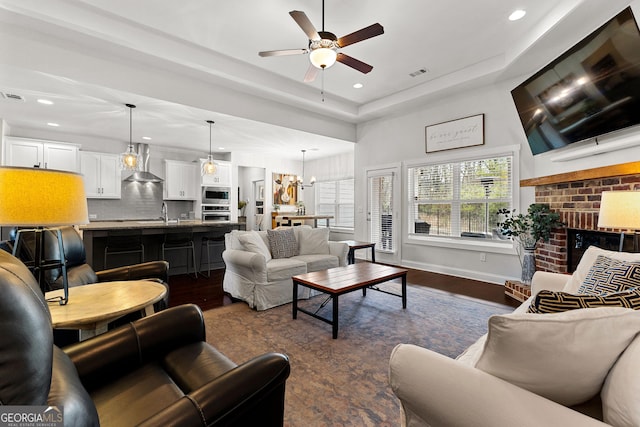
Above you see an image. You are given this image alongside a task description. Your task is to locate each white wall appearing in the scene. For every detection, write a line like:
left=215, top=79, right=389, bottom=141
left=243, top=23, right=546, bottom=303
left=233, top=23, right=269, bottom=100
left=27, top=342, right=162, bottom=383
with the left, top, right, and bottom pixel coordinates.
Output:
left=355, top=74, right=640, bottom=284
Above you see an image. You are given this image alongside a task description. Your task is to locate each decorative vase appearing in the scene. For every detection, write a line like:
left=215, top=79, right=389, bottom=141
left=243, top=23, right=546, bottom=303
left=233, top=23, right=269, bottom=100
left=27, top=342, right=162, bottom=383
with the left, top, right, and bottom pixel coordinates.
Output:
left=521, top=247, right=536, bottom=284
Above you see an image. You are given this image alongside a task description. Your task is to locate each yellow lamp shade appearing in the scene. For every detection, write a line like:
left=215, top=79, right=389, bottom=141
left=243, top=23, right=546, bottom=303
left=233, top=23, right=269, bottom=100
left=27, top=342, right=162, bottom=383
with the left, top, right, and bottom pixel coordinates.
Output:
left=0, top=167, right=89, bottom=226
left=598, top=191, right=640, bottom=230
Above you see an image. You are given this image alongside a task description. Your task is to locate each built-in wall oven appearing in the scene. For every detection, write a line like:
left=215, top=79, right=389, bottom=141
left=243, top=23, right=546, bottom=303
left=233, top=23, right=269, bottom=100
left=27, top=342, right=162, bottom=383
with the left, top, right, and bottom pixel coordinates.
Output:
left=201, top=186, right=231, bottom=222
left=202, top=205, right=231, bottom=222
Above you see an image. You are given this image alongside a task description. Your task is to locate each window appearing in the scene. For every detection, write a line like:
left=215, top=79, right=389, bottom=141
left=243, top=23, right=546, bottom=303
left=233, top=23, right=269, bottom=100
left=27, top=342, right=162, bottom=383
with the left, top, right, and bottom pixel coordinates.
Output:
left=408, top=155, right=512, bottom=240
left=315, top=178, right=354, bottom=229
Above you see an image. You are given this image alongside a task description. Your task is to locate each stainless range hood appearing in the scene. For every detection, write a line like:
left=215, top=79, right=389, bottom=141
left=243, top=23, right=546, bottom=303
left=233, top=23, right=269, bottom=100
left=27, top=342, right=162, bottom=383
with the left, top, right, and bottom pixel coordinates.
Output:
left=124, top=143, right=163, bottom=183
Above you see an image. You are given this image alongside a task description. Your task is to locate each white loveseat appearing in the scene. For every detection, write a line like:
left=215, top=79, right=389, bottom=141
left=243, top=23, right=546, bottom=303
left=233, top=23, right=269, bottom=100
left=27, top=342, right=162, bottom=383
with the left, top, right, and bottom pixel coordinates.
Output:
left=389, top=245, right=640, bottom=427
left=223, top=226, right=348, bottom=310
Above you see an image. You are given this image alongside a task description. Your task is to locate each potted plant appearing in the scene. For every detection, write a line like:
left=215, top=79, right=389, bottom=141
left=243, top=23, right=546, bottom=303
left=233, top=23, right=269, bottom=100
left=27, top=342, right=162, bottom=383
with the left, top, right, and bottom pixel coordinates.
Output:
left=497, top=203, right=563, bottom=284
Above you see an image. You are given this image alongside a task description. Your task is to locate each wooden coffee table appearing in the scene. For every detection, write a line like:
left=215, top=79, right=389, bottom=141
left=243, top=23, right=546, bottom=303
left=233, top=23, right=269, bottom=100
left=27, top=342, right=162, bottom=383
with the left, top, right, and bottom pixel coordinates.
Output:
left=46, top=280, right=167, bottom=341
left=292, top=263, right=408, bottom=338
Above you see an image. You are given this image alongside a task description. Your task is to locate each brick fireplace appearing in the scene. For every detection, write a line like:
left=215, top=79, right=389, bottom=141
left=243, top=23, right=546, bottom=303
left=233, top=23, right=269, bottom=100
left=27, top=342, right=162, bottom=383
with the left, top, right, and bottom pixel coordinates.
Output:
left=524, top=163, right=640, bottom=274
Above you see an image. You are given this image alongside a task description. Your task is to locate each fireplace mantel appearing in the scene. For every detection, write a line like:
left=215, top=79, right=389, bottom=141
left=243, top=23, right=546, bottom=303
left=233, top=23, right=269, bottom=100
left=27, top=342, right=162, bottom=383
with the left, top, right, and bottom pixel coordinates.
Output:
left=521, top=161, right=640, bottom=187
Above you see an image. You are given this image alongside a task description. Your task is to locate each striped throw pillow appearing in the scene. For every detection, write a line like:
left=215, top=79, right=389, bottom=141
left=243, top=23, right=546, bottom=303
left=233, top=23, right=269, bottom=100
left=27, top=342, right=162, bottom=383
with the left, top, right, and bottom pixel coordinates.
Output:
left=528, top=288, right=640, bottom=313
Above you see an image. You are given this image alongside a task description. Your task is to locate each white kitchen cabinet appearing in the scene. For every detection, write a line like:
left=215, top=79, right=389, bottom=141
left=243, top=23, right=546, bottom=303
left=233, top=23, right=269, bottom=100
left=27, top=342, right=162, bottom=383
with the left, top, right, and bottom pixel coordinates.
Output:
left=164, top=160, right=197, bottom=200
left=80, top=151, right=121, bottom=199
left=4, top=137, right=79, bottom=172
left=201, top=159, right=231, bottom=187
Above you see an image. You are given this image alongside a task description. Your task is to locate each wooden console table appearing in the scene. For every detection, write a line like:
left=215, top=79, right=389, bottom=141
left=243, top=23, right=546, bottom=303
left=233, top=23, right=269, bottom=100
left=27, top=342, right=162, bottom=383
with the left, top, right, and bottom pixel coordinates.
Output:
left=272, top=213, right=333, bottom=228
left=47, top=280, right=167, bottom=341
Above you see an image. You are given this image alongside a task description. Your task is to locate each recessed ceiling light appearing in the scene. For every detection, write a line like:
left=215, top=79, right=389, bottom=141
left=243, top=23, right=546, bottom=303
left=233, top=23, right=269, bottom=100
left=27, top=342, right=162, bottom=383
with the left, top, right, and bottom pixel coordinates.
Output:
left=218, top=147, right=225, bottom=150
left=509, top=9, right=526, bottom=21
left=142, top=136, right=151, bottom=140
left=37, top=99, right=53, bottom=105
left=353, top=83, right=363, bottom=89
left=46, top=122, right=59, bottom=127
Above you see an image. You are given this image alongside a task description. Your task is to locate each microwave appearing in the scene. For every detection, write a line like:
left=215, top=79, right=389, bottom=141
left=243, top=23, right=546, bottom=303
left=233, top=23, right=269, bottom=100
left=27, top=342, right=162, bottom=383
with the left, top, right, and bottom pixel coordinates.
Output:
left=202, top=186, right=230, bottom=204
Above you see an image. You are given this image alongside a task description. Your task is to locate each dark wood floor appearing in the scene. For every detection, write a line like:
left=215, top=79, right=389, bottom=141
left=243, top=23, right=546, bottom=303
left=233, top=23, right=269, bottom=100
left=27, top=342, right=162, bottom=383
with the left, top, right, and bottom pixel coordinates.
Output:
left=168, top=264, right=521, bottom=311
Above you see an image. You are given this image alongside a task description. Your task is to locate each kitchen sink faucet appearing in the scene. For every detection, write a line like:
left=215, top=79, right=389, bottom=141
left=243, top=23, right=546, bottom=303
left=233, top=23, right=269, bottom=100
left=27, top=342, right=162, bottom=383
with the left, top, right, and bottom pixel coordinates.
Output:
left=161, top=202, right=168, bottom=223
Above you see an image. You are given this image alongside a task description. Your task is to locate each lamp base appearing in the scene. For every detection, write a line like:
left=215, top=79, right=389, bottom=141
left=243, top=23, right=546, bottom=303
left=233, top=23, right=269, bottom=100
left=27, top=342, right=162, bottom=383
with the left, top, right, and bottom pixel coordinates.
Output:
left=13, top=227, right=69, bottom=305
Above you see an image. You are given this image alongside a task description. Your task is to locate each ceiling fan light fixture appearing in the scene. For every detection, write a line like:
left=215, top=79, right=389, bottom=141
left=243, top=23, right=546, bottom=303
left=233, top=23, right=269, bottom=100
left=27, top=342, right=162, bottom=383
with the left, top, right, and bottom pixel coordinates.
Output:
left=309, top=32, right=338, bottom=69
left=310, top=47, right=337, bottom=69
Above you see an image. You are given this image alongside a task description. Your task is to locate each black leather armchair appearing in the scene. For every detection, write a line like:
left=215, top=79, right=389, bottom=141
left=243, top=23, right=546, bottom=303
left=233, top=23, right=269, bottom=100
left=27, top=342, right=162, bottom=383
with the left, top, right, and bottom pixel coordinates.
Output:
left=0, top=249, right=290, bottom=426
left=12, top=226, right=170, bottom=309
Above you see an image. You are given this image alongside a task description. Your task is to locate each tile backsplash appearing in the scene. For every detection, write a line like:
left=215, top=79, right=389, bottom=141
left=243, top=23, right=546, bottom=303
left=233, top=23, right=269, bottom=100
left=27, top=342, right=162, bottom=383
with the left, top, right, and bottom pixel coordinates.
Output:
left=87, top=181, right=194, bottom=221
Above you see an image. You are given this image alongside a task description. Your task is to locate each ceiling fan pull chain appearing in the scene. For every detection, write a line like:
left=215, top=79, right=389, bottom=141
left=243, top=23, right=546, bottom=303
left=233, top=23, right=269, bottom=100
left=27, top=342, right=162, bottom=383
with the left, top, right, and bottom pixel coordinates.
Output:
left=321, top=69, right=325, bottom=102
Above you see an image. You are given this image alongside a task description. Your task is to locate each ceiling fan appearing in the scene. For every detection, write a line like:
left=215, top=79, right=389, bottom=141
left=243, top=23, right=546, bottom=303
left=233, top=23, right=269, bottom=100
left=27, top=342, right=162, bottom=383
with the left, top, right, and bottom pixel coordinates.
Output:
left=258, top=0, right=384, bottom=83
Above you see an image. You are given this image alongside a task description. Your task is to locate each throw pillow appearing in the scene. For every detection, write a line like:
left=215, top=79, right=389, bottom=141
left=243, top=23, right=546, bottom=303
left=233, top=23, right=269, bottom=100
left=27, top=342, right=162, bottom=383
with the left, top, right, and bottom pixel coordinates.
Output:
left=602, top=334, right=640, bottom=427
left=475, top=307, right=640, bottom=406
left=577, top=255, right=640, bottom=295
left=563, top=246, right=640, bottom=294
left=527, top=288, right=640, bottom=313
left=267, top=228, right=298, bottom=259
left=237, top=231, right=272, bottom=262
left=298, top=227, right=330, bottom=255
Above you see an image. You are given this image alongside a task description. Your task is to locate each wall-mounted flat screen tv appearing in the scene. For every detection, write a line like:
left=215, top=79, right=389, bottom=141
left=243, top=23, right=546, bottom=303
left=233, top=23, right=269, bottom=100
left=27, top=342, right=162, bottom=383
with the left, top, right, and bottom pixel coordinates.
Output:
left=511, top=7, right=640, bottom=155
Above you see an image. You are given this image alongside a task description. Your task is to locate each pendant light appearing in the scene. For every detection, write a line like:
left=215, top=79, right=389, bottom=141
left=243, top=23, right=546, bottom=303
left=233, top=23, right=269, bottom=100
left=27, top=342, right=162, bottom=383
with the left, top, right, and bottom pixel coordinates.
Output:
left=202, top=120, right=217, bottom=175
left=120, top=103, right=141, bottom=171
left=297, top=149, right=316, bottom=189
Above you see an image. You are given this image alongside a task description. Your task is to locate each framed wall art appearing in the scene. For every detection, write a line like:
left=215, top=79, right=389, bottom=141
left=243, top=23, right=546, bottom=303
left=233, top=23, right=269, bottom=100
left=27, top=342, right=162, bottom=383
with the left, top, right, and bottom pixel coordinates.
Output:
left=272, top=173, right=298, bottom=206
left=425, top=113, right=484, bottom=153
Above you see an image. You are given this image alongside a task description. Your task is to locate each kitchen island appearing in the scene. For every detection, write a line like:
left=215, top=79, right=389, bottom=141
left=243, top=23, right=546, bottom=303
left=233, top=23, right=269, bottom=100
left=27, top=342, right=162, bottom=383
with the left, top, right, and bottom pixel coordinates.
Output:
left=79, top=220, right=244, bottom=274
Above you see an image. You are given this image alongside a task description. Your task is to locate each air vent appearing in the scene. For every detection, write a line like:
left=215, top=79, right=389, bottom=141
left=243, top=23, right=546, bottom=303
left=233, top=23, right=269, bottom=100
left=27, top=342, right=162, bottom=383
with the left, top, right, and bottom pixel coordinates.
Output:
left=1, top=92, right=25, bottom=101
left=409, top=68, right=428, bottom=77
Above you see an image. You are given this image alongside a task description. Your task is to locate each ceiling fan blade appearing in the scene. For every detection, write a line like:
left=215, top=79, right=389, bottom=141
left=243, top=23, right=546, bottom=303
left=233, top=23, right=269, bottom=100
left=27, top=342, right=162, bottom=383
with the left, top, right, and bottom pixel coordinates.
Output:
left=303, top=64, right=319, bottom=83
left=259, top=49, right=308, bottom=57
left=336, top=53, right=373, bottom=74
left=289, top=10, right=320, bottom=41
left=337, top=23, right=384, bottom=47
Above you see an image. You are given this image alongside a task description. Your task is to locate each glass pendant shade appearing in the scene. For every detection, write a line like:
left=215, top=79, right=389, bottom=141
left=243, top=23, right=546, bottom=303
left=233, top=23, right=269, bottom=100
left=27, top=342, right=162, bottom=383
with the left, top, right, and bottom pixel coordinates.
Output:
left=202, top=120, right=217, bottom=175
left=202, top=155, right=216, bottom=175
left=120, top=145, right=141, bottom=171
left=120, top=103, right=141, bottom=171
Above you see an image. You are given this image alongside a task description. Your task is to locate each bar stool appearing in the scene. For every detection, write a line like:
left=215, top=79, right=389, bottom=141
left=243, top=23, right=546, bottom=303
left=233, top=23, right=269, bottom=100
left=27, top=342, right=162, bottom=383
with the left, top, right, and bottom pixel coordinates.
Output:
left=162, top=228, right=197, bottom=278
left=199, top=232, right=226, bottom=278
left=104, top=229, right=144, bottom=269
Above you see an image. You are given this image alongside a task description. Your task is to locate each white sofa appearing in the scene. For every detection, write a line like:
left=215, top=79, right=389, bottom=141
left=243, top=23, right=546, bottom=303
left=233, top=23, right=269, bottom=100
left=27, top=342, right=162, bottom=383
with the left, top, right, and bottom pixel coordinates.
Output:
left=389, top=245, right=640, bottom=427
left=223, top=226, right=348, bottom=310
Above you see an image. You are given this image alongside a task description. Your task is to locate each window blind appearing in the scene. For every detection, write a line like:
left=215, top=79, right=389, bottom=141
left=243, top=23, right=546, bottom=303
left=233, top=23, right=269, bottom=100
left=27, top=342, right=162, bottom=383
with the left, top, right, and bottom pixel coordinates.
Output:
left=315, top=179, right=354, bottom=229
left=369, top=173, right=394, bottom=251
left=409, top=155, right=512, bottom=238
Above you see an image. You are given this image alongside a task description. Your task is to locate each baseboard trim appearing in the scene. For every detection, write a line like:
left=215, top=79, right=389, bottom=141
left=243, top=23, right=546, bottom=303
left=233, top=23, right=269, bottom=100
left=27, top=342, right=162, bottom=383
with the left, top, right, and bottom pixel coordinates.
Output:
left=400, top=259, right=519, bottom=285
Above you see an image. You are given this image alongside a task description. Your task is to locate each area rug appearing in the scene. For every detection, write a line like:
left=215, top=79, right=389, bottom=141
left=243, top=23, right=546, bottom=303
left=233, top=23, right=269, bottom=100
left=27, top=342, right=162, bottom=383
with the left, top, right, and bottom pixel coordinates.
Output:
left=203, top=283, right=513, bottom=426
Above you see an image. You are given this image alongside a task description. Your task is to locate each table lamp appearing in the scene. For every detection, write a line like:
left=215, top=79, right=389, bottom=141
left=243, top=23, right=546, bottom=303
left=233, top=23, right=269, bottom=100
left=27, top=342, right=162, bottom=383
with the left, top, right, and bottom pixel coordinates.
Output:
left=597, top=190, right=640, bottom=252
left=0, top=167, right=89, bottom=304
